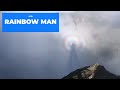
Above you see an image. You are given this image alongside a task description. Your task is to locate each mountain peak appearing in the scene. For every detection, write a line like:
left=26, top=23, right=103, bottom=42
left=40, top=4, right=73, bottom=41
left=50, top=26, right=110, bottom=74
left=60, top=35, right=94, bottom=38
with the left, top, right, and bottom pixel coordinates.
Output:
left=81, top=63, right=100, bottom=79
left=62, top=63, right=120, bottom=79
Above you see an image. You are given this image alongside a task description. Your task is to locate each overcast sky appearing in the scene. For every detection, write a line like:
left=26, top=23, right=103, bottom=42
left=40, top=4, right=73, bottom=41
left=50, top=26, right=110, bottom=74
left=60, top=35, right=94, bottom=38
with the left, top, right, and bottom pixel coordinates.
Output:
left=0, top=11, right=120, bottom=79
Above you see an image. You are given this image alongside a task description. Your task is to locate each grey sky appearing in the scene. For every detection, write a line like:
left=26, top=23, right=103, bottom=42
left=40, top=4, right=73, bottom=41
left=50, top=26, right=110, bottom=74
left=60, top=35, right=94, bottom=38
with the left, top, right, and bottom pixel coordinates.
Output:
left=0, top=11, right=120, bottom=78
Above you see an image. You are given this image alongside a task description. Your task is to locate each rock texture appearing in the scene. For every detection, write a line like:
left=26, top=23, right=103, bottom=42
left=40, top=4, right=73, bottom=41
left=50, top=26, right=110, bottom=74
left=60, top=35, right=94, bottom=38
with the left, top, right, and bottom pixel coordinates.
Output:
left=62, top=64, right=120, bottom=79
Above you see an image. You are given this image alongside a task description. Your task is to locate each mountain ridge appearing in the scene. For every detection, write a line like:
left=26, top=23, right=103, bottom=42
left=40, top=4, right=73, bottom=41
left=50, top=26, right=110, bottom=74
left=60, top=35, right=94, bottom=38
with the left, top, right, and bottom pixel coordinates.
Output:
left=62, top=63, right=120, bottom=79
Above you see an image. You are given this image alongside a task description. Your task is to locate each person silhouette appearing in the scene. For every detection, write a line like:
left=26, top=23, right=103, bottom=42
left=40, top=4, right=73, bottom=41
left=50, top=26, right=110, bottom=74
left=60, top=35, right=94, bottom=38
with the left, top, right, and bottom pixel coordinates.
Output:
left=68, top=43, right=79, bottom=72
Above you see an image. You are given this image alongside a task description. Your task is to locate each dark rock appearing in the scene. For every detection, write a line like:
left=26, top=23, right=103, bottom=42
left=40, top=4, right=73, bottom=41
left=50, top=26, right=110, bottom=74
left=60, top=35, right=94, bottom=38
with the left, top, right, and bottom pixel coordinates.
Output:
left=62, top=63, right=120, bottom=79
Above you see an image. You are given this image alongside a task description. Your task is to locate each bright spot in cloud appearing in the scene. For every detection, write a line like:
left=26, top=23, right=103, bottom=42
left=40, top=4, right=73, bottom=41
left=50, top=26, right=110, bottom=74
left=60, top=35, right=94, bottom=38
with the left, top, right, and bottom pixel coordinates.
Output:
left=62, top=31, right=86, bottom=51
